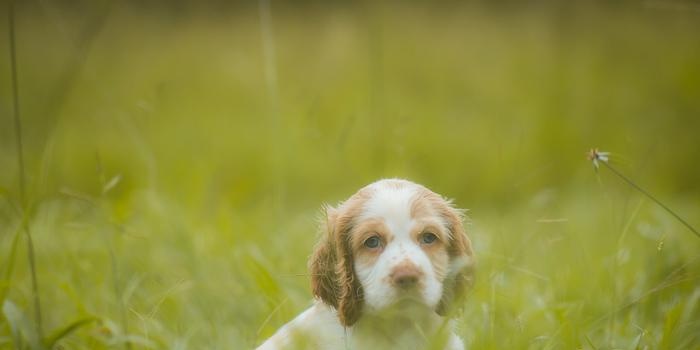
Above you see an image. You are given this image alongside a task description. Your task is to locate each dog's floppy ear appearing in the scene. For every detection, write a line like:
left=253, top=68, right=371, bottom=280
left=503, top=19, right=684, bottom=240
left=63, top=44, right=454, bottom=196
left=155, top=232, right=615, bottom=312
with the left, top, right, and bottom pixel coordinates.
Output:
left=309, top=204, right=364, bottom=327
left=435, top=199, right=475, bottom=317
left=310, top=206, right=340, bottom=309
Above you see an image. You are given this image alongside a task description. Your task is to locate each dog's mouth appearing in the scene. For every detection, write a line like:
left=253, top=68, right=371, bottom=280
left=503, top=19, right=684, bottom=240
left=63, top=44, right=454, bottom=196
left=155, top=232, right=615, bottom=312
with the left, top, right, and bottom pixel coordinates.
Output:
left=391, top=288, right=429, bottom=306
left=370, top=295, right=435, bottom=321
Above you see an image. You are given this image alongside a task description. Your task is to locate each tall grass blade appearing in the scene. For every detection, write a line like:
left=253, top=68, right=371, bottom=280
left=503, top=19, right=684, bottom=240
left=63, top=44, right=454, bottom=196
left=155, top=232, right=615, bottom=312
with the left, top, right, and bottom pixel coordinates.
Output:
left=0, top=225, right=23, bottom=304
left=110, top=247, right=132, bottom=350
left=258, top=0, right=279, bottom=122
left=659, top=302, right=682, bottom=349
left=2, top=300, right=43, bottom=350
left=45, top=317, right=99, bottom=348
left=584, top=334, right=599, bottom=350
left=8, top=0, right=43, bottom=339
left=2, top=300, right=23, bottom=350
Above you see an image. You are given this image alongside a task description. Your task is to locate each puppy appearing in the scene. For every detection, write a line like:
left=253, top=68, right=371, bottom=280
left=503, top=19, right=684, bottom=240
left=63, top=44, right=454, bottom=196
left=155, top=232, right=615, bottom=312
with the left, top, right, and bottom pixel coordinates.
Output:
left=257, top=179, right=474, bottom=350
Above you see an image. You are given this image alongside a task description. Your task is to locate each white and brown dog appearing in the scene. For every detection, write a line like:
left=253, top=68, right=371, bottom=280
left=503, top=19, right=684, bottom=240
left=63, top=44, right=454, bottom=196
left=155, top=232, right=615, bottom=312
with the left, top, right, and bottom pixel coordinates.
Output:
left=258, top=179, right=474, bottom=350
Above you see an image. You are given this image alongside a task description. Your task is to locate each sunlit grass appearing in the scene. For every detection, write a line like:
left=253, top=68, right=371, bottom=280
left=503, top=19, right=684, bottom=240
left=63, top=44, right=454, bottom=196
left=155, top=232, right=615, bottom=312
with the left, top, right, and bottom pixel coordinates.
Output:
left=1, top=2, right=700, bottom=349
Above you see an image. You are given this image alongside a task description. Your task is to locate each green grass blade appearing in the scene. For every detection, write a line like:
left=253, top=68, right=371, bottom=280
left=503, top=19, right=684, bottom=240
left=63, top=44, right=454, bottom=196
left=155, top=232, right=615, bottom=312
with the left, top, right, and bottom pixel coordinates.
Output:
left=3, top=300, right=24, bottom=349
left=0, top=225, right=23, bottom=304
left=2, top=300, right=43, bottom=350
left=660, top=303, right=682, bottom=350
left=44, top=317, right=99, bottom=348
left=584, top=334, right=599, bottom=350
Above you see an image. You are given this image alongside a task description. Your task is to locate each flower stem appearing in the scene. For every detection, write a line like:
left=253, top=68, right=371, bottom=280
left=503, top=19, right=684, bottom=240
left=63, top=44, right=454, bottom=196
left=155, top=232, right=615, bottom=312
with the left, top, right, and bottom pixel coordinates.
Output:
left=600, top=161, right=700, bottom=239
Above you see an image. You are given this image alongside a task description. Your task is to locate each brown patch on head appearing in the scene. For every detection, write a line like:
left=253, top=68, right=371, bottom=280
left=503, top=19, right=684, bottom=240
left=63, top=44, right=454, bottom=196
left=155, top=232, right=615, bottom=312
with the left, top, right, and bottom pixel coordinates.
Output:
left=410, top=194, right=435, bottom=220
left=350, top=219, right=392, bottom=270
left=349, top=219, right=391, bottom=252
left=433, top=199, right=474, bottom=316
left=406, top=216, right=450, bottom=281
left=410, top=185, right=475, bottom=316
left=309, top=186, right=373, bottom=327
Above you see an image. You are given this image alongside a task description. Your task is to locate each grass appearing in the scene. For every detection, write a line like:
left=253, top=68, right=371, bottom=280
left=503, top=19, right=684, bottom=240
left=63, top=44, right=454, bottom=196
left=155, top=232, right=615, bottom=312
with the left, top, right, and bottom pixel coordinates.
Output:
left=1, top=1, right=700, bottom=349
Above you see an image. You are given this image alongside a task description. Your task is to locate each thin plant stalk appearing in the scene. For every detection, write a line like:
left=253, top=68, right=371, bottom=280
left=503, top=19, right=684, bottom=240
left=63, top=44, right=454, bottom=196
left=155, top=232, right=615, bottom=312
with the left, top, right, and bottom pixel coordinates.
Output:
left=9, top=1, right=44, bottom=338
left=600, top=161, right=699, bottom=239
left=258, top=0, right=279, bottom=122
left=110, top=247, right=131, bottom=350
left=590, top=149, right=700, bottom=239
left=97, top=154, right=131, bottom=350
left=257, top=0, right=286, bottom=217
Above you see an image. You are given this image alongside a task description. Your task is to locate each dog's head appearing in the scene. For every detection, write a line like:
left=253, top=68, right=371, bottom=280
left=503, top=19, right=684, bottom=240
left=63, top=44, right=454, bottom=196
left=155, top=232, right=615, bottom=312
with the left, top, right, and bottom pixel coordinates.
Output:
left=309, top=179, right=474, bottom=326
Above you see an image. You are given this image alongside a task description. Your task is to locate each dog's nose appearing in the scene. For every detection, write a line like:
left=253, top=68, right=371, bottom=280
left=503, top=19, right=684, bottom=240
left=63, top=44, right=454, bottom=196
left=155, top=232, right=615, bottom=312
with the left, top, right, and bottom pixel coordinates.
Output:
left=390, top=263, right=422, bottom=288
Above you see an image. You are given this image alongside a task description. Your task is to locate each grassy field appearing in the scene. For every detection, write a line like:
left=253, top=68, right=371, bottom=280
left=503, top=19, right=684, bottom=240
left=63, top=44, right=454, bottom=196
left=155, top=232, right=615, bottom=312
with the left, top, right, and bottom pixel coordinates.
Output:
left=1, top=1, right=700, bottom=349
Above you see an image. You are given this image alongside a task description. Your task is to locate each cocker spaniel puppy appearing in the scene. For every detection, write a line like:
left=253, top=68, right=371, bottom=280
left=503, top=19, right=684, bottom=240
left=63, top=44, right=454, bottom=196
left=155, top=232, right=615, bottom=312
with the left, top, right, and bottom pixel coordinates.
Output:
left=257, top=179, right=474, bottom=350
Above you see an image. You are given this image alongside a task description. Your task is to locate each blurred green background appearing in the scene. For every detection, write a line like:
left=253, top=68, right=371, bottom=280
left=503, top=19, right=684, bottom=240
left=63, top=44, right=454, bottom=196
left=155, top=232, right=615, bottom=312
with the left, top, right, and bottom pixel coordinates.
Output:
left=1, top=1, right=699, bottom=349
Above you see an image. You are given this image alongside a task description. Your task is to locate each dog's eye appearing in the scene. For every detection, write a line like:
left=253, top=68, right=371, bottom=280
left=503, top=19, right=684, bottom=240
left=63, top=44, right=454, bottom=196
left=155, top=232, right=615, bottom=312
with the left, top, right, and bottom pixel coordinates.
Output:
left=420, top=232, right=438, bottom=245
left=364, top=236, right=381, bottom=249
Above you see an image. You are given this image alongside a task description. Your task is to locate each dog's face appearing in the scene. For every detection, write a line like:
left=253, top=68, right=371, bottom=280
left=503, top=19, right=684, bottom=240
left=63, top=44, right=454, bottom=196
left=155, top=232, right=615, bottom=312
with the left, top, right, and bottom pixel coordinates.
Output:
left=310, top=179, right=474, bottom=326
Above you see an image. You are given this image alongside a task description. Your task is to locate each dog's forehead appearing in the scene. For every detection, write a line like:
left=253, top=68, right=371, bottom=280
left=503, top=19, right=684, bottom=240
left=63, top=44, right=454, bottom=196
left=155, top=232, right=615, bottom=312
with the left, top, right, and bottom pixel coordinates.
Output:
left=362, top=185, right=414, bottom=219
left=358, top=180, right=426, bottom=235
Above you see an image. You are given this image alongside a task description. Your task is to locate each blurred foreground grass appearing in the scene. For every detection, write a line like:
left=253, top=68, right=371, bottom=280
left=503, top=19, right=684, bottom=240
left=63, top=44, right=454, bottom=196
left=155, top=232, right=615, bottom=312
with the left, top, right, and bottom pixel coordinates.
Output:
left=1, top=1, right=700, bottom=349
